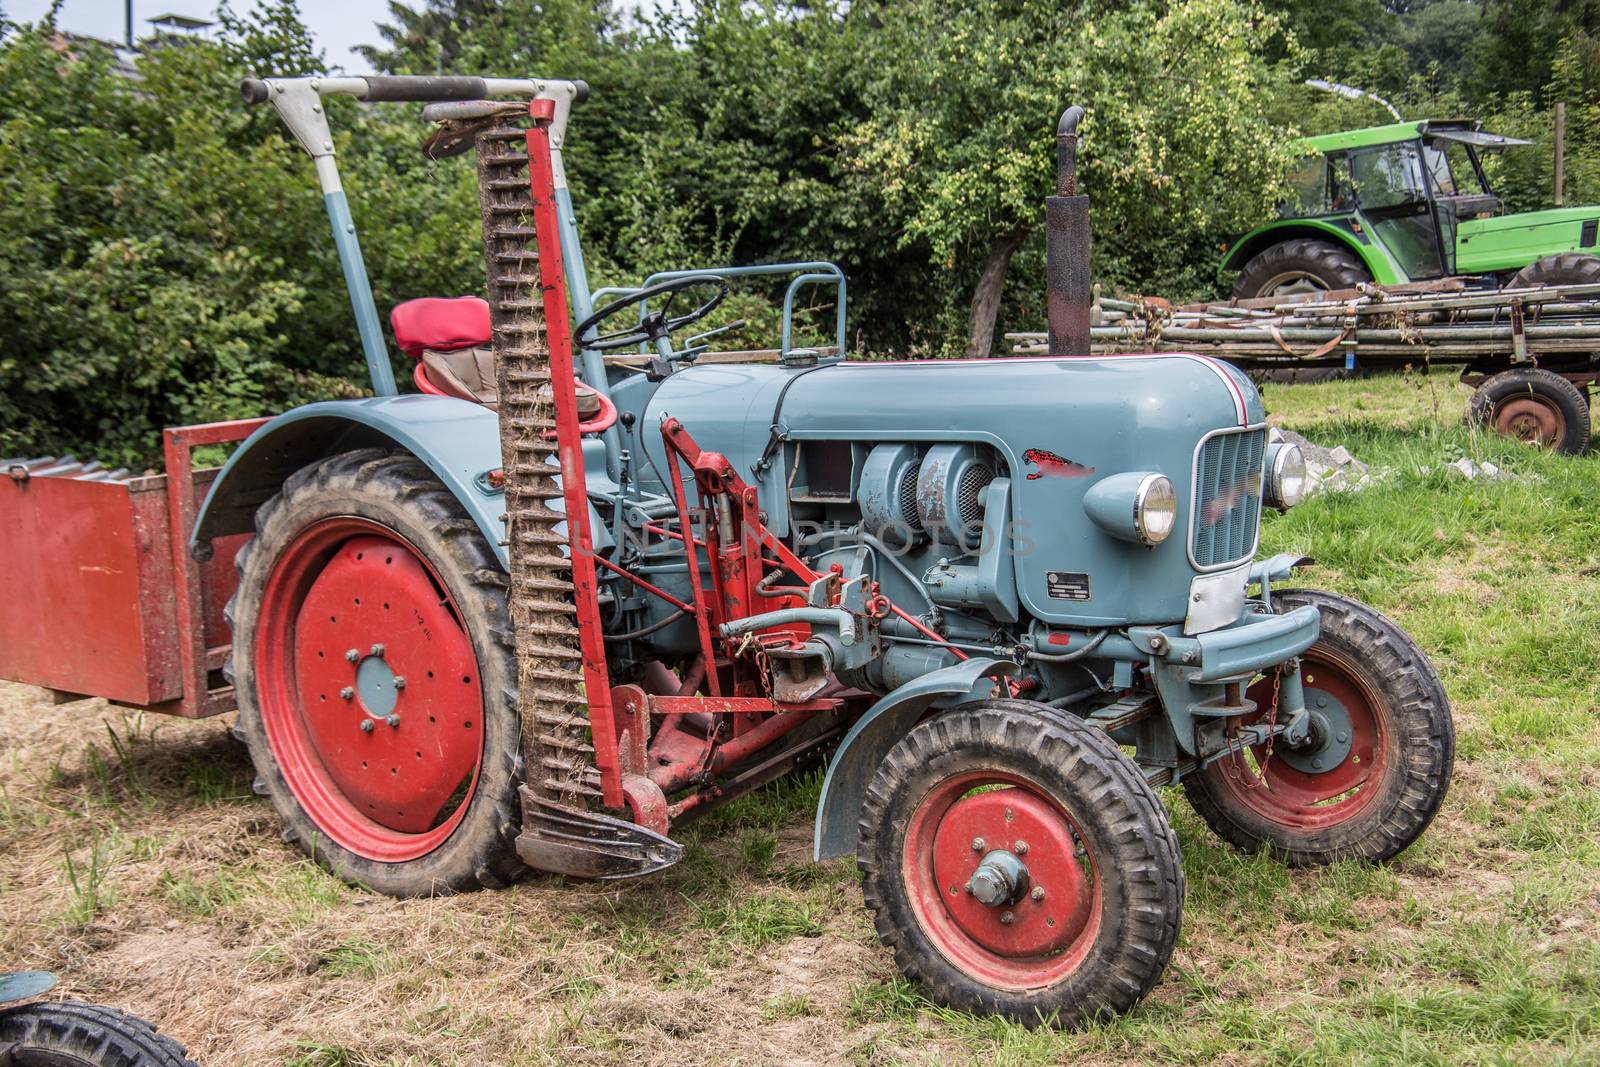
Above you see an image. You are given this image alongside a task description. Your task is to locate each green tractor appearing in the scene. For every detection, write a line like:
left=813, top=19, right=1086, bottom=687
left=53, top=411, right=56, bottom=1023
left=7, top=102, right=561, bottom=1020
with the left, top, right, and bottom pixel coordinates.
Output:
left=1224, top=119, right=1600, bottom=299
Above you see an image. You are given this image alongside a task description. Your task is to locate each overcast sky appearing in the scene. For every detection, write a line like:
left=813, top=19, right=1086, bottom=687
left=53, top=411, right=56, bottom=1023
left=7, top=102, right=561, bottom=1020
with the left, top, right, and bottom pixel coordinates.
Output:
left=6, top=0, right=396, bottom=70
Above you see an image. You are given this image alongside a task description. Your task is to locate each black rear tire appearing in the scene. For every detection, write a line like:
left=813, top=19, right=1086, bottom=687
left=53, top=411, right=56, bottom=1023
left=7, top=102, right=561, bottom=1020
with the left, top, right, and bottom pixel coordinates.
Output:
left=1231, top=238, right=1372, bottom=300
left=0, top=1001, right=197, bottom=1067
left=1183, top=590, right=1453, bottom=867
left=1506, top=252, right=1600, bottom=289
left=1467, top=367, right=1591, bottom=454
left=858, top=700, right=1182, bottom=1028
left=227, top=449, right=524, bottom=896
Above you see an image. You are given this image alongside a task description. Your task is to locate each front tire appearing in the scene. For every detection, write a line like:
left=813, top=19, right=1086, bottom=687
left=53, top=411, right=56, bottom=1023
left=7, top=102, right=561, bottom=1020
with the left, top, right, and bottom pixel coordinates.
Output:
left=0, top=1001, right=197, bottom=1066
left=1231, top=238, right=1372, bottom=300
left=1183, top=590, right=1453, bottom=866
left=1506, top=252, right=1600, bottom=290
left=228, top=449, right=524, bottom=896
left=858, top=700, right=1183, bottom=1028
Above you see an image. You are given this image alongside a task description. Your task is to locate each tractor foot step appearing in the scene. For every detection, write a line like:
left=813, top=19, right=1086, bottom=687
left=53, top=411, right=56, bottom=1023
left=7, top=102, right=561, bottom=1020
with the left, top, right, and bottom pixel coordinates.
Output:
left=515, top=788, right=682, bottom=880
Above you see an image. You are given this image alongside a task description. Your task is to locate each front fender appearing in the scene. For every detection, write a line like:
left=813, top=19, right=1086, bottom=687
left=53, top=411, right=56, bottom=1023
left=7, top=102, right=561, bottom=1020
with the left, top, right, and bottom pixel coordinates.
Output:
left=192, top=396, right=609, bottom=567
left=812, top=657, right=1017, bottom=862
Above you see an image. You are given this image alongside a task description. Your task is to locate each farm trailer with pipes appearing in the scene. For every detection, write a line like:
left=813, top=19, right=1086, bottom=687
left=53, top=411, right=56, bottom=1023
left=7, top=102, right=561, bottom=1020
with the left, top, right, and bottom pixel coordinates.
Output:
left=0, top=79, right=1455, bottom=1027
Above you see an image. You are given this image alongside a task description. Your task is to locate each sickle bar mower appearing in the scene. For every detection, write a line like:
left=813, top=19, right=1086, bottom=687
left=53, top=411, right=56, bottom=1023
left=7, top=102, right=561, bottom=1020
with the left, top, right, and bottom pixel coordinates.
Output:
left=484, top=99, right=871, bottom=876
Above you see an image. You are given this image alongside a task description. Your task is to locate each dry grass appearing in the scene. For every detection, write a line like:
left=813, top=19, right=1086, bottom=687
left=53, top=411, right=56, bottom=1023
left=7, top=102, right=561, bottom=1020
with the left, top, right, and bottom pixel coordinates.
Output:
left=3, top=372, right=1599, bottom=1065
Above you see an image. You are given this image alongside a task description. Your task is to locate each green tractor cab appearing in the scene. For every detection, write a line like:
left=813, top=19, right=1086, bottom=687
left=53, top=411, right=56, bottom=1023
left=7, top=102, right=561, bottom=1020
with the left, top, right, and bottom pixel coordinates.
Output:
left=1224, top=119, right=1600, bottom=298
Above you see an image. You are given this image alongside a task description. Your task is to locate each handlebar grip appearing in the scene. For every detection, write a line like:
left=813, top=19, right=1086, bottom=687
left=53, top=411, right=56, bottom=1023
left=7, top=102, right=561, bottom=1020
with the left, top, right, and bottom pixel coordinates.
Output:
left=240, top=78, right=270, bottom=105
left=573, top=79, right=590, bottom=105
left=360, top=76, right=488, bottom=102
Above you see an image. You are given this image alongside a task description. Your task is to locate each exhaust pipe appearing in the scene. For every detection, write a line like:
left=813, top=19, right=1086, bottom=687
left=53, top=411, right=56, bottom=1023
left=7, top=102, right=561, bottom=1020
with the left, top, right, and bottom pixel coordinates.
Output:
left=1046, top=105, right=1091, bottom=357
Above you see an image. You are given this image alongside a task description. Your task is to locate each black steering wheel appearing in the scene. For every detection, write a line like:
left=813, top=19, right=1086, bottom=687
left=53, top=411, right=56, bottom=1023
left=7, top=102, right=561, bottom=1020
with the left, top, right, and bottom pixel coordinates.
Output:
left=574, top=275, right=728, bottom=352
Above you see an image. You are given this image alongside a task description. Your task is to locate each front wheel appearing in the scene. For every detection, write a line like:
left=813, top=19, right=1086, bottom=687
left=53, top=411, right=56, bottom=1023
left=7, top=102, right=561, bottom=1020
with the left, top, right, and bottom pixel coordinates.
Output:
left=858, top=700, right=1183, bottom=1028
left=1183, top=589, right=1453, bottom=866
left=228, top=449, right=524, bottom=896
left=0, top=1001, right=197, bottom=1066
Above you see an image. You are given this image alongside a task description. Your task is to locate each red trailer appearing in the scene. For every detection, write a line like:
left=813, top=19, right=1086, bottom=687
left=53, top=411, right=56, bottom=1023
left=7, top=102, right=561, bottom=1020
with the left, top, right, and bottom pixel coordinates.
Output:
left=1, top=420, right=265, bottom=717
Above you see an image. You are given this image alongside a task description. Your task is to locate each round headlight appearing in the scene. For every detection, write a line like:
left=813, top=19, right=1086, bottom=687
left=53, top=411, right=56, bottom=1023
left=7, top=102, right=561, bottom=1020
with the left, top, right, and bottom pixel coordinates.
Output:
left=1133, top=474, right=1177, bottom=545
left=1266, top=442, right=1307, bottom=509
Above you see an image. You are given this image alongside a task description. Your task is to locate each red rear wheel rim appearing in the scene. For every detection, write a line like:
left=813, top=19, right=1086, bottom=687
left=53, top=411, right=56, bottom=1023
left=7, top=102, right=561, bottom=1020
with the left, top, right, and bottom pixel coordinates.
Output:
left=255, top=517, right=486, bottom=862
left=1215, top=647, right=1390, bottom=830
left=903, top=771, right=1101, bottom=991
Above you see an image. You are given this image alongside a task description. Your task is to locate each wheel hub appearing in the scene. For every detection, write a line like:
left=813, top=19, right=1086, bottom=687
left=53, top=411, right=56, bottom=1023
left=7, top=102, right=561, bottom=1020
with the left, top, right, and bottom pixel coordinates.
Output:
left=1495, top=396, right=1563, bottom=446
left=1278, top=694, right=1354, bottom=775
left=929, top=787, right=1092, bottom=957
left=968, top=849, right=1029, bottom=907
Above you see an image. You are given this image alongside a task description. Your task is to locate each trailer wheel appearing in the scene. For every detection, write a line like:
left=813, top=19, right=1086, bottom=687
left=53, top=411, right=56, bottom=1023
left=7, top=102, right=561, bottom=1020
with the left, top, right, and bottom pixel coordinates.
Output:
left=1231, top=238, right=1372, bottom=300
left=857, top=700, right=1182, bottom=1028
left=1467, top=367, right=1591, bottom=454
left=1182, top=590, right=1453, bottom=867
left=0, top=1001, right=197, bottom=1066
left=228, top=449, right=523, bottom=896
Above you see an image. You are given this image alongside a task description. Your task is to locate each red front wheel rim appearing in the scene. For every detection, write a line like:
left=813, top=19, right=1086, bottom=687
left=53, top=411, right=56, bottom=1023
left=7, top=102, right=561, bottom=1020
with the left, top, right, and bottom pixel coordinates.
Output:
left=903, top=771, right=1101, bottom=991
left=254, top=517, right=487, bottom=862
left=1216, top=647, right=1390, bottom=831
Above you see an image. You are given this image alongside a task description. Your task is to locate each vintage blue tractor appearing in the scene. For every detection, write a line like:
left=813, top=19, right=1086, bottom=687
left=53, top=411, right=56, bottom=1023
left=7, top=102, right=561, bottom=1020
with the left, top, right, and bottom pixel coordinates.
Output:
left=4, top=76, right=1454, bottom=1028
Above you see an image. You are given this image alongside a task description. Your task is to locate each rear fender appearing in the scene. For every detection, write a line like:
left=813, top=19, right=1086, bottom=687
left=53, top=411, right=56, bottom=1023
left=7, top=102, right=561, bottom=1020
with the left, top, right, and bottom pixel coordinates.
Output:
left=1221, top=218, right=1403, bottom=284
left=191, top=396, right=609, bottom=566
left=812, top=657, right=1018, bottom=862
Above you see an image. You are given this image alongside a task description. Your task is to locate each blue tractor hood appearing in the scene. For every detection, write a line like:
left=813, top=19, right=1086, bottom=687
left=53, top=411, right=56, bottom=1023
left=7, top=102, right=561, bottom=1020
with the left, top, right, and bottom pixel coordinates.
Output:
left=639, top=354, right=1267, bottom=628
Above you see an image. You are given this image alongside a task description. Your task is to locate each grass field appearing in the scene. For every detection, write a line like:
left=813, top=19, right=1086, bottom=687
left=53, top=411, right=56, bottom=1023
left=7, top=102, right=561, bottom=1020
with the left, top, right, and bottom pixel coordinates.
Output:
left=2, top=372, right=1597, bottom=1065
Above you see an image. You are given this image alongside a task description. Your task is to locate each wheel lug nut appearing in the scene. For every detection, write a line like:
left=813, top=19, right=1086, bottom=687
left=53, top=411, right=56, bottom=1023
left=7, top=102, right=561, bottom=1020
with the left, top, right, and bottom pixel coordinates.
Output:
left=359, top=719, right=374, bottom=733
left=1312, top=757, right=1324, bottom=769
left=386, top=714, right=401, bottom=728
left=370, top=643, right=385, bottom=658
left=393, top=676, right=406, bottom=689
left=1317, top=696, right=1328, bottom=708
left=345, top=648, right=360, bottom=663
left=339, top=686, right=354, bottom=701
left=1031, top=886, right=1045, bottom=902
left=971, top=837, right=985, bottom=852
left=1337, top=732, right=1349, bottom=743
left=1013, top=840, right=1028, bottom=855
left=999, top=911, right=1014, bottom=925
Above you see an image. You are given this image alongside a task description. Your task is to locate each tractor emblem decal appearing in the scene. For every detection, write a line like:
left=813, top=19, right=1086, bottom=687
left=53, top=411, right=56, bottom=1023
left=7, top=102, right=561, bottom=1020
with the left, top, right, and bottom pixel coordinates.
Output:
left=1023, top=448, right=1096, bottom=480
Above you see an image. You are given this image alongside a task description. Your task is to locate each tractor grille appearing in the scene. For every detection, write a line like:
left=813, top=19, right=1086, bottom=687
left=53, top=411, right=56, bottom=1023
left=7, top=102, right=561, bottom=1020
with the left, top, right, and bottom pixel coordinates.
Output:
left=1190, top=428, right=1265, bottom=569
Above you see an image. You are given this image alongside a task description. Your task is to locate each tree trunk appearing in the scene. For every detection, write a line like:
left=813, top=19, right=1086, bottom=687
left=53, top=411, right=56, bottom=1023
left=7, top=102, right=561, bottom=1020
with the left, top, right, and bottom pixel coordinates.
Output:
left=966, top=228, right=1028, bottom=357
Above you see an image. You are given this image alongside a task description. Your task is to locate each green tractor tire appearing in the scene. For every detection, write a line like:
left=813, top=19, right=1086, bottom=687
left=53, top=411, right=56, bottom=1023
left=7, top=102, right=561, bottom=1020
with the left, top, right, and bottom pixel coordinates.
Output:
left=1506, top=252, right=1600, bottom=290
left=1232, top=238, right=1373, bottom=300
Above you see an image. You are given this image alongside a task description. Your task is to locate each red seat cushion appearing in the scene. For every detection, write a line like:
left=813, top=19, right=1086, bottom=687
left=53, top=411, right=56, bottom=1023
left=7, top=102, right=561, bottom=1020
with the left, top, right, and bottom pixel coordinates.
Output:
left=390, top=296, right=491, bottom=357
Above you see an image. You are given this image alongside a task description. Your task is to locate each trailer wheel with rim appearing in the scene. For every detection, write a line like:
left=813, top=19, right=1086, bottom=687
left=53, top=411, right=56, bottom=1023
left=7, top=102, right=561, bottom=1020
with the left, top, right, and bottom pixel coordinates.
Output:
left=1182, top=589, right=1453, bottom=866
left=1467, top=367, right=1591, bottom=454
left=226, top=448, right=524, bottom=895
left=857, top=700, right=1183, bottom=1028
left=0, top=1001, right=197, bottom=1067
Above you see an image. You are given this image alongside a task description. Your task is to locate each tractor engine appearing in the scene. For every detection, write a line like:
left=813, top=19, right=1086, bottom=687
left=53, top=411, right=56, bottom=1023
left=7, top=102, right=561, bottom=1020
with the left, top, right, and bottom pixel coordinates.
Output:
left=598, top=350, right=1285, bottom=710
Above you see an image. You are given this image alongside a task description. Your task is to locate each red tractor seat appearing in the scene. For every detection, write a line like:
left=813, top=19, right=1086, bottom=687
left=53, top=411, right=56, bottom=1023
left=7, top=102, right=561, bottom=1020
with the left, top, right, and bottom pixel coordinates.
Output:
left=391, top=296, right=499, bottom=406
left=389, top=295, right=617, bottom=431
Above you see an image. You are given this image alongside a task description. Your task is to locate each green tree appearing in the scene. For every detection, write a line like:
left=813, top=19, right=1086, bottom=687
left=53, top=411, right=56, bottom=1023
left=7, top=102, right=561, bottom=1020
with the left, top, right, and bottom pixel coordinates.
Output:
left=839, top=0, right=1300, bottom=354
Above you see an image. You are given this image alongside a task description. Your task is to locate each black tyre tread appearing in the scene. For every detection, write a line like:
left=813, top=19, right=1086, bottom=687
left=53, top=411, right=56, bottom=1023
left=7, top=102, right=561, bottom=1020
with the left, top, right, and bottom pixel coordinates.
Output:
left=858, top=699, right=1183, bottom=1028
left=1231, top=238, right=1372, bottom=300
left=1467, top=367, right=1591, bottom=455
left=224, top=448, right=524, bottom=897
left=0, top=1000, right=197, bottom=1067
left=1182, top=589, right=1454, bottom=867
left=1506, top=252, right=1600, bottom=289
